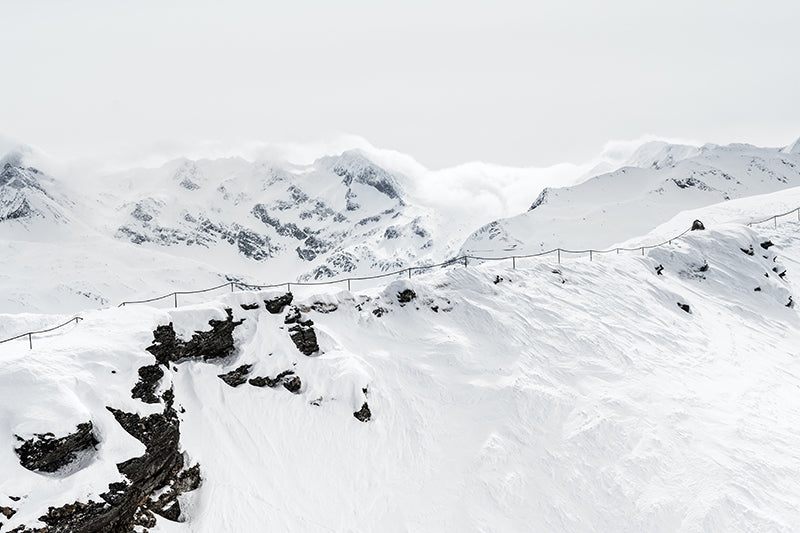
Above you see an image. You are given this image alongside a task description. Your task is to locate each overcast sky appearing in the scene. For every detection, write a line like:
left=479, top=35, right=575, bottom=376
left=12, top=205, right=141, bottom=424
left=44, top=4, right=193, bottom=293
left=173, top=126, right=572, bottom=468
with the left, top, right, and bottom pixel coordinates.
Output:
left=2, top=0, right=799, bottom=169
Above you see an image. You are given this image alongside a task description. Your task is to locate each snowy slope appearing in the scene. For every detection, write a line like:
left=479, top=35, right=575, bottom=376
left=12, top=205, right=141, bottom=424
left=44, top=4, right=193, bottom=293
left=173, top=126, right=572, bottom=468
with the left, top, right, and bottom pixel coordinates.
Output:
left=463, top=139, right=800, bottom=256
left=4, top=138, right=799, bottom=315
left=1, top=205, right=798, bottom=531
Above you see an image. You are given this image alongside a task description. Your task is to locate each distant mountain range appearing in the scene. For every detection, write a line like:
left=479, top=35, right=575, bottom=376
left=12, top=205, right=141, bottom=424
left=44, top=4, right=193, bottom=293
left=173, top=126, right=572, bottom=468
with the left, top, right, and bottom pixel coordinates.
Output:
left=1, top=137, right=799, bottom=312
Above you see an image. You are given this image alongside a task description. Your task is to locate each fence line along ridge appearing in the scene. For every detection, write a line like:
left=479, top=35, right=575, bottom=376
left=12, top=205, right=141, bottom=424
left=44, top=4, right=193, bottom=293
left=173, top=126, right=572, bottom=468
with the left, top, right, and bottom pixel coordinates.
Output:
left=3, top=205, right=798, bottom=348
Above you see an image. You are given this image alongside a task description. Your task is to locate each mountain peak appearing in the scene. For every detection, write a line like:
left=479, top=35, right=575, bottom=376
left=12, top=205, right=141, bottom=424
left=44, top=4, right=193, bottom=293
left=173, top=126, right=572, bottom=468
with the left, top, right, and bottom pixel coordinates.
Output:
left=781, top=136, right=800, bottom=155
left=320, top=150, right=403, bottom=201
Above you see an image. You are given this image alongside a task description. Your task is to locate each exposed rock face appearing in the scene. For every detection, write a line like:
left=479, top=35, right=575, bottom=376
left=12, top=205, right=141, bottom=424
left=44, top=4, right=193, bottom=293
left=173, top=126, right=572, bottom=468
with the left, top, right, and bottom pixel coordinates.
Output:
left=249, top=369, right=296, bottom=388
left=353, top=402, right=372, bottom=422
left=146, top=308, right=244, bottom=365
left=282, top=376, right=302, bottom=393
left=288, top=324, right=319, bottom=356
left=15, top=422, right=99, bottom=473
left=240, top=302, right=260, bottom=310
left=265, top=293, right=293, bottom=314
left=397, top=289, right=417, bottom=304
left=218, top=365, right=253, bottom=387
left=11, top=392, right=200, bottom=532
left=677, top=302, right=691, bottom=313
left=130, top=364, right=165, bottom=404
left=761, top=240, right=775, bottom=250
left=284, top=306, right=301, bottom=324
left=6, top=310, right=246, bottom=532
left=691, top=219, right=705, bottom=231
left=310, top=302, right=338, bottom=313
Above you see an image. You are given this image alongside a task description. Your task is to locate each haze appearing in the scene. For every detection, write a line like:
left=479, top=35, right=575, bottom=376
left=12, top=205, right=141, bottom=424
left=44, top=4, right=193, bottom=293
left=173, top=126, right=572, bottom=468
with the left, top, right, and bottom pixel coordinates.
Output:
left=2, top=0, right=799, bottom=169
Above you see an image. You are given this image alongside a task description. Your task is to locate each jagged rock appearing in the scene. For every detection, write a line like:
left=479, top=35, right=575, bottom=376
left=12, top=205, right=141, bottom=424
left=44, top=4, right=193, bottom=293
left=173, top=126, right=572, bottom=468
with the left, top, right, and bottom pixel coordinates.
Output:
left=655, top=264, right=664, bottom=275
left=677, top=302, right=691, bottom=313
left=218, top=365, right=253, bottom=387
left=787, top=296, right=794, bottom=308
left=283, top=376, right=302, bottom=393
left=284, top=306, right=301, bottom=324
left=310, top=301, right=338, bottom=313
left=13, top=389, right=198, bottom=533
left=265, top=293, right=293, bottom=314
left=397, top=289, right=417, bottom=304
left=493, top=275, right=504, bottom=284
left=240, top=302, right=260, bottom=310
left=146, top=308, right=244, bottom=365
left=0, top=506, right=15, bottom=519
left=131, top=364, right=164, bottom=404
left=289, top=324, right=319, bottom=356
left=754, top=287, right=762, bottom=291
left=740, top=246, right=755, bottom=256
left=148, top=464, right=202, bottom=522
left=372, top=307, right=387, bottom=318
left=691, top=219, right=705, bottom=231
left=249, top=370, right=296, bottom=388
left=760, top=240, right=775, bottom=250
left=310, top=397, right=323, bottom=406
left=15, top=422, right=98, bottom=473
left=698, top=263, right=709, bottom=272
left=353, top=402, right=372, bottom=422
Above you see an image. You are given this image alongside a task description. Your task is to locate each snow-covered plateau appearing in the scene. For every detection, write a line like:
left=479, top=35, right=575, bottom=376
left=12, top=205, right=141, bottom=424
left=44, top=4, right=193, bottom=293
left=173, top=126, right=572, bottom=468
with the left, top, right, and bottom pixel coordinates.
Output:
left=1, top=138, right=800, bottom=532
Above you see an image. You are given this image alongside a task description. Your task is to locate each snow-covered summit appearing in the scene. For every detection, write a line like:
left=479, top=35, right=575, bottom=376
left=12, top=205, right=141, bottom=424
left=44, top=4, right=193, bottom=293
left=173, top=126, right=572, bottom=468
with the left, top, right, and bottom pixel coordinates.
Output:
left=462, top=140, right=800, bottom=255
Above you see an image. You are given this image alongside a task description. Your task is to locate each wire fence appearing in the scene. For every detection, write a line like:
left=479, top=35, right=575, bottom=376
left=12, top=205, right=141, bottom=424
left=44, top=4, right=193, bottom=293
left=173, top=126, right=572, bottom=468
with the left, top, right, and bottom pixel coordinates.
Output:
left=116, top=205, right=800, bottom=309
left=0, top=317, right=83, bottom=350
left=3, top=205, right=799, bottom=348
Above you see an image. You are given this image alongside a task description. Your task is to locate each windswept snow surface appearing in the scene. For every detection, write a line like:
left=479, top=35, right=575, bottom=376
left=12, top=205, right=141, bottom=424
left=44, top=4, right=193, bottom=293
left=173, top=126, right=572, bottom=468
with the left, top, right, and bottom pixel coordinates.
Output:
left=1, top=218, right=799, bottom=531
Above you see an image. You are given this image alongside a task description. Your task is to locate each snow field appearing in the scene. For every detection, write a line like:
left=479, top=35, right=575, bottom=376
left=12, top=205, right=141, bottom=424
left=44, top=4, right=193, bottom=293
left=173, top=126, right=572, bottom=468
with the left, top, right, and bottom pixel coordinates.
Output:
left=3, top=219, right=798, bottom=531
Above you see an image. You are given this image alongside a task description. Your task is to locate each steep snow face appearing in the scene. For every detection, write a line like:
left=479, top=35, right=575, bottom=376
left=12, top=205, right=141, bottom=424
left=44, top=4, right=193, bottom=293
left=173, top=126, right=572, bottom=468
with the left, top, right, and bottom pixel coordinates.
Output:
left=463, top=142, right=800, bottom=255
left=0, top=160, right=71, bottom=228
left=1, top=219, right=798, bottom=531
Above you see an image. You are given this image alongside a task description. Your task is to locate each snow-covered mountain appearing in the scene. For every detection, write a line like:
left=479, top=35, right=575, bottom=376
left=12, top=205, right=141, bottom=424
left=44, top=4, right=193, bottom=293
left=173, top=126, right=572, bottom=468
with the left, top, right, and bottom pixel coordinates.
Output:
left=0, top=150, right=463, bottom=313
left=104, top=151, right=437, bottom=280
left=2, top=137, right=800, bottom=317
left=462, top=139, right=800, bottom=255
left=2, top=136, right=800, bottom=531
left=1, top=204, right=798, bottom=531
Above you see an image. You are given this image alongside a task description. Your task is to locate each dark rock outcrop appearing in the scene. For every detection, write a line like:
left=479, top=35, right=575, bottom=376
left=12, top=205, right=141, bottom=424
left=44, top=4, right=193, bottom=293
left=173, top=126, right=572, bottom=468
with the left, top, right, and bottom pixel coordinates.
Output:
left=218, top=364, right=253, bottom=387
left=397, top=289, right=417, bottom=304
left=282, top=376, right=302, bottom=393
left=130, top=364, right=165, bottom=404
left=146, top=308, right=244, bottom=365
left=13, top=390, right=200, bottom=532
left=249, top=369, right=296, bottom=389
left=677, top=302, right=691, bottom=313
left=353, top=402, right=372, bottom=422
left=691, top=219, right=705, bottom=231
left=284, top=306, right=301, bottom=324
left=760, top=240, right=775, bottom=250
left=240, top=302, right=260, bottom=310
left=740, top=246, right=755, bottom=256
left=310, top=301, right=338, bottom=313
left=289, top=324, right=319, bottom=356
left=15, top=422, right=99, bottom=473
left=265, top=293, right=293, bottom=314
